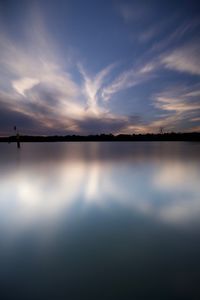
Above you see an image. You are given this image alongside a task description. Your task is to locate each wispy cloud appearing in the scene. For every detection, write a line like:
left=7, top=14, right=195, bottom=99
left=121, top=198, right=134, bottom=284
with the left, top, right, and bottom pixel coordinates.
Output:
left=0, top=9, right=88, bottom=134
left=191, top=117, right=200, bottom=122
left=161, top=41, right=200, bottom=75
left=12, top=78, right=40, bottom=96
left=154, top=85, right=200, bottom=112
left=102, top=60, right=158, bottom=101
left=78, top=63, right=115, bottom=115
left=148, top=84, right=200, bottom=131
left=155, top=96, right=200, bottom=113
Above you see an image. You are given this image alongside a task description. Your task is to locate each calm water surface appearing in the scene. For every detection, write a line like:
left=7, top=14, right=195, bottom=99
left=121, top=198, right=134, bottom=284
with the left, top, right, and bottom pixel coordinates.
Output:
left=0, top=142, right=200, bottom=300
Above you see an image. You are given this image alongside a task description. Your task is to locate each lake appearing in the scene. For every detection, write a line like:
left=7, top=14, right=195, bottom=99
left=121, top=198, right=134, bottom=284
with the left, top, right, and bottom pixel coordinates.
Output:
left=0, top=142, right=200, bottom=300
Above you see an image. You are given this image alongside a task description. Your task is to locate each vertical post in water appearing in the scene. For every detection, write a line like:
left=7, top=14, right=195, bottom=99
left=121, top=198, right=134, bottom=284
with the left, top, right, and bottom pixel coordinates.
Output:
left=14, top=126, right=20, bottom=149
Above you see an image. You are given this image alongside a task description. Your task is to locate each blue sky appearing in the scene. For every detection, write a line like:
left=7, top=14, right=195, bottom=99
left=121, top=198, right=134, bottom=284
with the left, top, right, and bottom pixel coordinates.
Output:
left=0, top=0, right=200, bottom=135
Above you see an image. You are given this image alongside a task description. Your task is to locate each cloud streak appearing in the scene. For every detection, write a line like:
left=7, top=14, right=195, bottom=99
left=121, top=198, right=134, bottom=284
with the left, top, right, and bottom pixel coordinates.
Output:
left=102, top=61, right=158, bottom=101
left=78, top=63, right=115, bottom=115
left=148, top=84, right=200, bottom=132
left=161, top=42, right=200, bottom=75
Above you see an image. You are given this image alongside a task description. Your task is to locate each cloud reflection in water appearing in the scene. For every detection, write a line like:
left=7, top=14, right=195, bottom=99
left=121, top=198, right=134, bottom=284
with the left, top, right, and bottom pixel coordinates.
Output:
left=0, top=142, right=200, bottom=236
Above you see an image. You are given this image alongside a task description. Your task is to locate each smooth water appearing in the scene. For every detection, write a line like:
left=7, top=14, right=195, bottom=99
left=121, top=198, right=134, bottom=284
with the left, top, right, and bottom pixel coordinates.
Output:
left=0, top=142, right=200, bottom=300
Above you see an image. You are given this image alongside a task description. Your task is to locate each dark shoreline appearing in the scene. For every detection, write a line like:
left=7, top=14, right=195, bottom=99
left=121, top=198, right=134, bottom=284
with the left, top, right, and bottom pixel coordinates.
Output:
left=0, top=132, right=200, bottom=143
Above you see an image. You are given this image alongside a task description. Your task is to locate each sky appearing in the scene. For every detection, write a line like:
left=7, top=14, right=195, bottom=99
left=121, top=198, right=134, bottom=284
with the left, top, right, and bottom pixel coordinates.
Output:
left=0, top=0, right=200, bottom=135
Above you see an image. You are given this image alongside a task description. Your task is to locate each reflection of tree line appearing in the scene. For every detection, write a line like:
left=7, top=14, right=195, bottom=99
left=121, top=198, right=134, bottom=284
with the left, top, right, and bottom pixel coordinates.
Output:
left=1, top=132, right=200, bottom=143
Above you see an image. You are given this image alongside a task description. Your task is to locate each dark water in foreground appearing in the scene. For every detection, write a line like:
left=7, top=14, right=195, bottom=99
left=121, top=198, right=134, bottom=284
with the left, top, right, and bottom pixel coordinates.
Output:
left=0, top=142, right=200, bottom=300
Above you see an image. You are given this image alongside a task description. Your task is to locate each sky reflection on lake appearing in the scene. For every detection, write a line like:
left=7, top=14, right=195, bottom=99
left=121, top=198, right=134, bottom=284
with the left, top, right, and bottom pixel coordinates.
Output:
left=1, top=142, right=200, bottom=232
left=0, top=142, right=200, bottom=299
